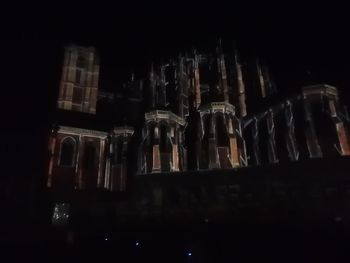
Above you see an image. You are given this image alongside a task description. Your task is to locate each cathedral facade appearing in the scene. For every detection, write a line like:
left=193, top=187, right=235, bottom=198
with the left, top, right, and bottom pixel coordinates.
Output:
left=46, top=43, right=350, bottom=229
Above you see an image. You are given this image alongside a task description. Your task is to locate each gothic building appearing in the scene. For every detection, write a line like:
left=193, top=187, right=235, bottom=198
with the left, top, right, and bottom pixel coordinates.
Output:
left=46, top=43, right=350, bottom=231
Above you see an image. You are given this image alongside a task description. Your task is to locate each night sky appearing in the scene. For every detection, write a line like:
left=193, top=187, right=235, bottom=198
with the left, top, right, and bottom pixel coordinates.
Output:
left=4, top=2, right=350, bottom=118
left=1, top=1, right=350, bottom=240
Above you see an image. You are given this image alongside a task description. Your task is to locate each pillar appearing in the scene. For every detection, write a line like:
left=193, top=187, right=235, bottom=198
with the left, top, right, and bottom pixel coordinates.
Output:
left=120, top=140, right=128, bottom=191
left=196, top=114, right=204, bottom=170
left=76, top=135, right=84, bottom=189
left=329, top=99, right=350, bottom=156
left=138, top=127, right=147, bottom=174
left=104, top=139, right=112, bottom=190
left=285, top=101, right=299, bottom=161
left=227, top=115, right=240, bottom=167
left=251, top=117, right=261, bottom=165
left=235, top=117, right=248, bottom=166
left=171, top=126, right=179, bottom=172
left=178, top=129, right=187, bottom=171
left=208, top=114, right=220, bottom=169
left=194, top=52, right=201, bottom=109
left=97, top=138, right=105, bottom=188
left=47, top=127, right=58, bottom=187
left=267, top=110, right=279, bottom=164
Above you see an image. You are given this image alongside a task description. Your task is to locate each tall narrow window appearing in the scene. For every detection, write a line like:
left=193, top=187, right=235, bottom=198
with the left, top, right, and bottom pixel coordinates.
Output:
left=60, top=137, right=75, bottom=166
left=76, top=69, right=81, bottom=84
left=83, top=143, right=96, bottom=170
left=112, top=140, right=122, bottom=165
left=77, top=56, right=85, bottom=68
left=216, top=114, right=229, bottom=146
left=63, top=84, right=68, bottom=98
left=72, top=87, right=83, bottom=104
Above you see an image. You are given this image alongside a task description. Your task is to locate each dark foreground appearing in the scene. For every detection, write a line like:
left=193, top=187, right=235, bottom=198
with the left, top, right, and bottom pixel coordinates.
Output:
left=2, top=222, right=350, bottom=262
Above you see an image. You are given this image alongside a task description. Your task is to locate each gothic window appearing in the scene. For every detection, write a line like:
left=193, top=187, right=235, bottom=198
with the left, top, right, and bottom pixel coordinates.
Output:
left=83, top=143, right=96, bottom=170
left=117, top=141, right=123, bottom=164
left=76, top=69, right=81, bottom=84
left=217, top=114, right=229, bottom=146
left=72, top=87, right=83, bottom=104
left=160, top=125, right=168, bottom=152
left=59, top=137, right=75, bottom=166
left=77, top=56, right=85, bottom=68
left=63, top=84, right=67, bottom=98
left=112, top=140, right=122, bottom=165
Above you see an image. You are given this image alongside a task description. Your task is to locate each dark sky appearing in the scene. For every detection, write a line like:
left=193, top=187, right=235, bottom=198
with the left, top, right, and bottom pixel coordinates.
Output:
left=7, top=2, right=350, bottom=91
left=1, top=1, right=350, bottom=185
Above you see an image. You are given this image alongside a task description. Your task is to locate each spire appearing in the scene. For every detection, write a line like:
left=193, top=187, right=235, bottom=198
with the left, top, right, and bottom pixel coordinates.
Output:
left=159, top=64, right=167, bottom=108
left=122, top=115, right=127, bottom=126
left=216, top=38, right=229, bottom=102
left=216, top=38, right=223, bottom=54
left=262, top=64, right=277, bottom=94
left=150, top=63, right=156, bottom=108
left=193, top=48, right=201, bottom=109
left=234, top=48, right=247, bottom=117
left=256, top=58, right=266, bottom=98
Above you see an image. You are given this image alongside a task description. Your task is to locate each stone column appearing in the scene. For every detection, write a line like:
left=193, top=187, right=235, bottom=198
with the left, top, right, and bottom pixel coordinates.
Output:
left=227, top=115, right=240, bottom=167
left=120, top=139, right=128, bottom=191
left=171, top=126, right=180, bottom=172
left=217, top=47, right=229, bottom=103
left=235, top=118, right=248, bottom=166
left=196, top=114, right=204, bottom=170
left=194, top=53, right=201, bottom=109
left=74, top=135, right=84, bottom=189
left=97, top=138, right=105, bottom=188
left=178, top=128, right=187, bottom=171
left=47, top=127, right=58, bottom=187
left=251, top=117, right=261, bottom=165
left=138, top=127, right=146, bottom=174
left=235, top=50, right=247, bottom=117
left=285, top=101, right=299, bottom=161
left=104, top=139, right=112, bottom=190
left=335, top=122, right=350, bottom=155
left=329, top=99, right=350, bottom=155
left=267, top=110, right=279, bottom=164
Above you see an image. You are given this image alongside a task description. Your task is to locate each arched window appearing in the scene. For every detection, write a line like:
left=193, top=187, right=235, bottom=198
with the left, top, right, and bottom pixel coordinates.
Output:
left=76, top=56, right=85, bottom=68
left=59, top=137, right=75, bottom=166
left=72, top=87, right=83, bottom=104
left=83, top=143, right=96, bottom=170
left=159, top=124, right=169, bottom=152
left=216, top=114, right=229, bottom=146
left=112, top=140, right=122, bottom=165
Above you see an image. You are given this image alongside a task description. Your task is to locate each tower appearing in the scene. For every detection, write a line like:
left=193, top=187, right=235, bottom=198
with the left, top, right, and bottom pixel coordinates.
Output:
left=57, top=45, right=100, bottom=114
left=138, top=62, right=188, bottom=174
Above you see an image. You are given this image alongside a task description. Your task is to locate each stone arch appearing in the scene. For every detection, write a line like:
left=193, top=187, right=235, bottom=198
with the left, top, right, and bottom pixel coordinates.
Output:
left=59, top=137, right=76, bottom=166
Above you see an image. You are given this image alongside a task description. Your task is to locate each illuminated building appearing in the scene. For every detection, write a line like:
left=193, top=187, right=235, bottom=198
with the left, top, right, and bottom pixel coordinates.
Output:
left=45, top=43, right=350, bottom=241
